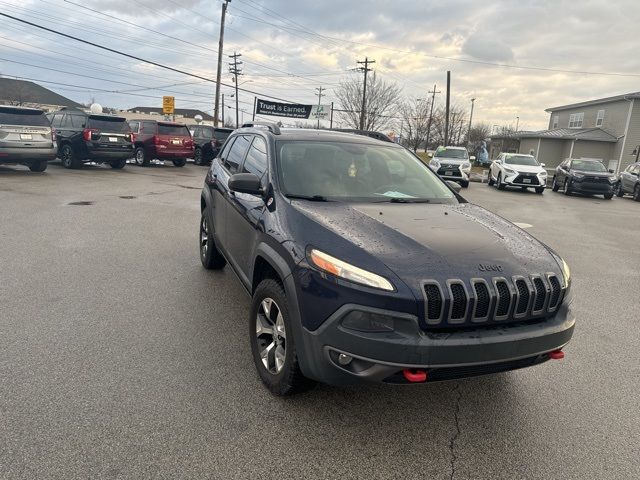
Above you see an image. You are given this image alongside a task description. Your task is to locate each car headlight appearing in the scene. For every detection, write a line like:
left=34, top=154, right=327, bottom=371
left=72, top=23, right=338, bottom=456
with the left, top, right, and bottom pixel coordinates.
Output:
left=503, top=167, right=517, bottom=175
left=608, top=176, right=617, bottom=183
left=308, top=248, right=394, bottom=291
left=539, top=171, right=548, bottom=177
left=430, top=159, right=440, bottom=168
left=460, top=162, right=471, bottom=171
left=560, top=257, right=571, bottom=288
left=573, top=172, right=584, bottom=179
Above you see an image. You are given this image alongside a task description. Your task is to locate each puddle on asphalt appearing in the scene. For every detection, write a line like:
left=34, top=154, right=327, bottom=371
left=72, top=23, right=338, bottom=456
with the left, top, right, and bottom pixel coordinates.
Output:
left=67, top=201, right=94, bottom=206
left=119, top=196, right=136, bottom=199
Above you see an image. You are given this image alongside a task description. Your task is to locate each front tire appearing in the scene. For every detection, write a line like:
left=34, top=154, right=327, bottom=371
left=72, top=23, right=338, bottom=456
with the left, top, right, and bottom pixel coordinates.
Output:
left=552, top=176, right=559, bottom=192
left=134, top=147, right=149, bottom=166
left=110, top=158, right=126, bottom=169
left=193, top=147, right=204, bottom=166
left=497, top=172, right=505, bottom=190
left=535, top=187, right=545, bottom=194
left=250, top=279, right=314, bottom=396
left=604, top=193, right=613, bottom=200
left=460, top=180, right=469, bottom=188
left=634, top=185, right=640, bottom=202
left=564, top=179, right=572, bottom=195
left=28, top=160, right=48, bottom=172
left=60, top=144, right=81, bottom=169
left=615, top=183, right=624, bottom=197
left=487, top=173, right=494, bottom=186
left=199, top=212, right=226, bottom=270
left=172, top=158, right=186, bottom=167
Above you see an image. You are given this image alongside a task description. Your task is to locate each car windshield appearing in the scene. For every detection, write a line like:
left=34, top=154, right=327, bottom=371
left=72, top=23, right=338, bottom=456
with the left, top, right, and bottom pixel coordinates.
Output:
left=505, top=154, right=539, bottom=166
left=276, top=141, right=456, bottom=203
left=0, top=110, right=49, bottom=126
left=158, top=124, right=190, bottom=136
left=571, top=160, right=607, bottom=172
left=87, top=116, right=130, bottom=133
left=434, top=147, right=468, bottom=159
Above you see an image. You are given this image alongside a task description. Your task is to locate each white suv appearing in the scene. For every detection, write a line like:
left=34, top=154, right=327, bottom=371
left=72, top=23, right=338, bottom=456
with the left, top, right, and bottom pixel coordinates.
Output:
left=488, top=153, right=547, bottom=194
left=428, top=146, right=473, bottom=188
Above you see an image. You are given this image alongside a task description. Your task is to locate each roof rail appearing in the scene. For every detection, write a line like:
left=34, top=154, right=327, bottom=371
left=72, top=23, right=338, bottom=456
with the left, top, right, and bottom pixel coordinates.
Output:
left=241, top=121, right=281, bottom=135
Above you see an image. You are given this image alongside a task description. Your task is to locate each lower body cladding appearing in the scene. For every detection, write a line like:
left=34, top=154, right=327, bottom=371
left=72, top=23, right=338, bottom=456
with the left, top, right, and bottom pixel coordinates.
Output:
left=295, top=303, right=574, bottom=386
left=151, top=148, right=193, bottom=160
left=0, top=146, right=57, bottom=163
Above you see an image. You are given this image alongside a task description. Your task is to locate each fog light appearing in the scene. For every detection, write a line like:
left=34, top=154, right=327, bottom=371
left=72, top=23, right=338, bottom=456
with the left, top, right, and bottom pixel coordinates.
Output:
left=341, top=311, right=395, bottom=332
left=338, top=354, right=353, bottom=366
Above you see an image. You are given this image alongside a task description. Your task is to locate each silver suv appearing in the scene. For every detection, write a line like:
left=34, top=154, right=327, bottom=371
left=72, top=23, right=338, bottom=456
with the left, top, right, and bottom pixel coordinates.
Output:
left=0, top=106, right=57, bottom=172
left=428, top=146, right=473, bottom=188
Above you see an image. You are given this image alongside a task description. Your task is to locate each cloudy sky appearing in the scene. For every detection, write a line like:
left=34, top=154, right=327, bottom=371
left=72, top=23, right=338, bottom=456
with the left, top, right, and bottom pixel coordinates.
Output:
left=1, top=0, right=639, bottom=131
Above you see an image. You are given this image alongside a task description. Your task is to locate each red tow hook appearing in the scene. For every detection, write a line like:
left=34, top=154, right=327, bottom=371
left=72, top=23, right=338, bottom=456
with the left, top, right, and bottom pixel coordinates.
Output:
left=403, top=369, right=428, bottom=383
left=549, top=349, right=565, bottom=360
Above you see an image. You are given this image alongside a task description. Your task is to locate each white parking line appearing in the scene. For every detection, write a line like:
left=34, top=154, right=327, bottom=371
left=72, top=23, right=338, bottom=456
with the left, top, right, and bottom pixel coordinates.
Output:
left=514, top=222, right=533, bottom=229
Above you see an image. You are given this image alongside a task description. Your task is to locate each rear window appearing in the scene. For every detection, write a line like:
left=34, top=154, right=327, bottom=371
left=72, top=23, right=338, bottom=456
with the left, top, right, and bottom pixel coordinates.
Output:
left=214, top=129, right=232, bottom=142
left=158, top=124, right=190, bottom=136
left=0, top=110, right=50, bottom=127
left=87, top=116, right=130, bottom=133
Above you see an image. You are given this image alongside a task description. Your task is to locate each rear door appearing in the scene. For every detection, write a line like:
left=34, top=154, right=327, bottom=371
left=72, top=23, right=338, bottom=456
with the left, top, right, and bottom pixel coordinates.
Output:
left=0, top=108, right=53, bottom=151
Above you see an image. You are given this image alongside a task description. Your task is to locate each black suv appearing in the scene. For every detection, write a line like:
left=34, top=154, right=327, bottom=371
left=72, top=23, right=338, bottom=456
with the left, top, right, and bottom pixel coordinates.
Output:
left=0, top=106, right=56, bottom=172
left=47, top=108, right=133, bottom=169
left=199, top=122, right=574, bottom=395
left=551, top=158, right=616, bottom=199
left=615, top=162, right=640, bottom=201
left=188, top=125, right=233, bottom=165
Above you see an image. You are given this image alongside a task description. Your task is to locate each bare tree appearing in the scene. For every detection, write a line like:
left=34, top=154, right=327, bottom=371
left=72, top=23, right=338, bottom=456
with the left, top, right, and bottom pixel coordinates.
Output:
left=430, top=104, right=468, bottom=146
left=335, top=72, right=401, bottom=131
left=468, top=122, right=492, bottom=144
left=224, top=115, right=236, bottom=128
left=399, top=98, right=431, bottom=152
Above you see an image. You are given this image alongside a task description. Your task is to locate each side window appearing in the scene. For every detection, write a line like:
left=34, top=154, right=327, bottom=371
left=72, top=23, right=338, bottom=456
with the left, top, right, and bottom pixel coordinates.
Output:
left=224, top=135, right=250, bottom=173
left=218, top=136, right=235, bottom=161
left=201, top=128, right=213, bottom=140
left=242, top=136, right=268, bottom=183
left=631, top=165, right=640, bottom=175
left=60, top=114, right=73, bottom=128
left=69, top=115, right=85, bottom=128
left=141, top=121, right=155, bottom=134
left=51, top=113, right=64, bottom=128
left=191, top=126, right=200, bottom=137
left=129, top=121, right=139, bottom=133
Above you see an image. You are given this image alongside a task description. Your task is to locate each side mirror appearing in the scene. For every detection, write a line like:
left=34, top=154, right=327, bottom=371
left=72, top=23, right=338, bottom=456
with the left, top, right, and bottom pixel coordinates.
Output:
left=469, top=156, right=476, bottom=161
left=446, top=180, right=462, bottom=193
left=496, top=159, right=502, bottom=164
left=228, top=173, right=263, bottom=195
left=428, top=152, right=433, bottom=158
left=608, top=169, right=615, bottom=174
left=540, top=163, right=546, bottom=168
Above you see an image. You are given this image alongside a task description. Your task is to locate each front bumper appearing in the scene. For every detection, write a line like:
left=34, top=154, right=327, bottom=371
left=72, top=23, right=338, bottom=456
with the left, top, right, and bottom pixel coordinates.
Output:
left=571, top=180, right=614, bottom=194
left=503, top=172, right=547, bottom=187
left=297, top=302, right=574, bottom=385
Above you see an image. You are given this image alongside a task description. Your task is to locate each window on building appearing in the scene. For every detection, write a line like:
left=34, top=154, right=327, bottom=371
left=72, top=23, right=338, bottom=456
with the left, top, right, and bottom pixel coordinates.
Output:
left=596, top=110, right=605, bottom=127
left=552, top=115, right=559, bottom=128
left=568, top=112, right=584, bottom=128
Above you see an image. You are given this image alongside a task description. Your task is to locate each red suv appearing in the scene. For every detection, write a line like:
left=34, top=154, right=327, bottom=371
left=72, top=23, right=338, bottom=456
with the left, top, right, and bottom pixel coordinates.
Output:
left=129, top=119, right=193, bottom=167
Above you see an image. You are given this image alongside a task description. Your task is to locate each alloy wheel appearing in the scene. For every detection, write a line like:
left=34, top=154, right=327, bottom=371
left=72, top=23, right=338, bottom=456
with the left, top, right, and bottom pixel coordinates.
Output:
left=61, top=146, right=72, bottom=167
left=200, top=216, right=209, bottom=259
left=135, top=149, right=145, bottom=166
left=255, top=297, right=286, bottom=375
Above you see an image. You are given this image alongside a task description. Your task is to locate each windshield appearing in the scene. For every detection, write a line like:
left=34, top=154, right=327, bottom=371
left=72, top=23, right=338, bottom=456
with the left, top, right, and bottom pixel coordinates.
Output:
left=158, top=124, right=190, bottom=136
left=505, top=154, right=539, bottom=166
left=434, top=147, right=468, bottom=159
left=276, top=141, right=456, bottom=203
left=87, top=116, right=130, bottom=133
left=571, top=160, right=607, bottom=172
left=214, top=129, right=232, bottom=141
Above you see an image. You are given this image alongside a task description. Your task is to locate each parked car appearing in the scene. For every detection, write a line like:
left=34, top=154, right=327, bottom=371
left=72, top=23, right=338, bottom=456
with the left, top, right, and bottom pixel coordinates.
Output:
left=615, top=162, right=640, bottom=201
left=0, top=106, right=56, bottom=172
left=428, top=146, right=474, bottom=188
left=488, top=153, right=547, bottom=194
left=188, top=125, right=233, bottom=166
left=47, top=108, right=133, bottom=169
left=199, top=122, right=574, bottom=395
left=129, top=120, right=194, bottom=167
left=551, top=158, right=616, bottom=199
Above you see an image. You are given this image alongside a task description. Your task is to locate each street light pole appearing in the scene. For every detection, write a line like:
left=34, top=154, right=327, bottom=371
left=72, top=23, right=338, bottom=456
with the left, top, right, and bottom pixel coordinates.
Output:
left=467, top=98, right=475, bottom=144
left=515, top=116, right=520, bottom=132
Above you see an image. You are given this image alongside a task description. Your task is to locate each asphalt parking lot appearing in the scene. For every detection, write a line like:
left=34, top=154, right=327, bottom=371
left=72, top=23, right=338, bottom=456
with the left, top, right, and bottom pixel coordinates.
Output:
left=1, top=162, right=638, bottom=480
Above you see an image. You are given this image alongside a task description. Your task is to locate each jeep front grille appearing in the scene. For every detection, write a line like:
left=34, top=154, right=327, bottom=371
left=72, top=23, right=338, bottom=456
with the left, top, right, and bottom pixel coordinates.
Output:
left=421, top=274, right=565, bottom=328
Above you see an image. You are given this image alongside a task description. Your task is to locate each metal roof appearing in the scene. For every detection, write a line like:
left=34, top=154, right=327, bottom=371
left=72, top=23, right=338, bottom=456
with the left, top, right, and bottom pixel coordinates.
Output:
left=545, top=92, right=640, bottom=112
left=0, top=78, right=83, bottom=108
left=491, top=128, right=619, bottom=143
left=127, top=106, right=214, bottom=121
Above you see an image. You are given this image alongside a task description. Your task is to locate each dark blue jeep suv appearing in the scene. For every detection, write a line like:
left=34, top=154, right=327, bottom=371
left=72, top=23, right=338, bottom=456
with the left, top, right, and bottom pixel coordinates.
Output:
left=199, top=122, right=575, bottom=395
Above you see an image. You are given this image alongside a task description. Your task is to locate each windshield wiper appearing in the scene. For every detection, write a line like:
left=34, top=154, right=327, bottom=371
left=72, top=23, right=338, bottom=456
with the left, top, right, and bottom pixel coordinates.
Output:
left=285, top=194, right=329, bottom=202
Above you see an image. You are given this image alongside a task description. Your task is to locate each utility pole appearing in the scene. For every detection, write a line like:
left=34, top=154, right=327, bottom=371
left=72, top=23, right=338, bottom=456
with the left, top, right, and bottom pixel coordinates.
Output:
left=221, top=93, right=225, bottom=127
left=213, top=0, right=230, bottom=127
left=515, top=116, right=520, bottom=132
left=444, top=71, right=451, bottom=146
left=467, top=98, right=476, bottom=144
left=357, top=57, right=375, bottom=130
left=229, top=52, right=242, bottom=128
left=425, top=84, right=440, bottom=150
left=315, top=86, right=325, bottom=129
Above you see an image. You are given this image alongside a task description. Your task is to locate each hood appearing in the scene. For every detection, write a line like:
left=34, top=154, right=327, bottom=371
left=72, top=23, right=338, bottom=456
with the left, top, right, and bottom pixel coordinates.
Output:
left=433, top=157, right=468, bottom=164
left=571, top=169, right=610, bottom=177
left=505, top=164, right=545, bottom=174
left=290, top=200, right=561, bottom=288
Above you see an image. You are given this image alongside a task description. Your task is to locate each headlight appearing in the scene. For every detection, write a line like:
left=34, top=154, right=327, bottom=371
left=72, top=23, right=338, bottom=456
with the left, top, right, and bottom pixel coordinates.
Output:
left=309, top=248, right=394, bottom=291
left=503, top=167, right=517, bottom=175
left=430, top=159, right=440, bottom=168
left=460, top=162, right=471, bottom=171
left=609, top=176, right=617, bottom=183
left=560, top=257, right=571, bottom=288
left=573, top=172, right=584, bottom=179
left=539, top=171, right=548, bottom=177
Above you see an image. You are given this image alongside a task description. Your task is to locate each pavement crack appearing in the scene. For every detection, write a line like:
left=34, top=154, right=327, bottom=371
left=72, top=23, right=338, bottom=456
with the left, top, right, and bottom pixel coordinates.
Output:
left=448, top=382, right=463, bottom=480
